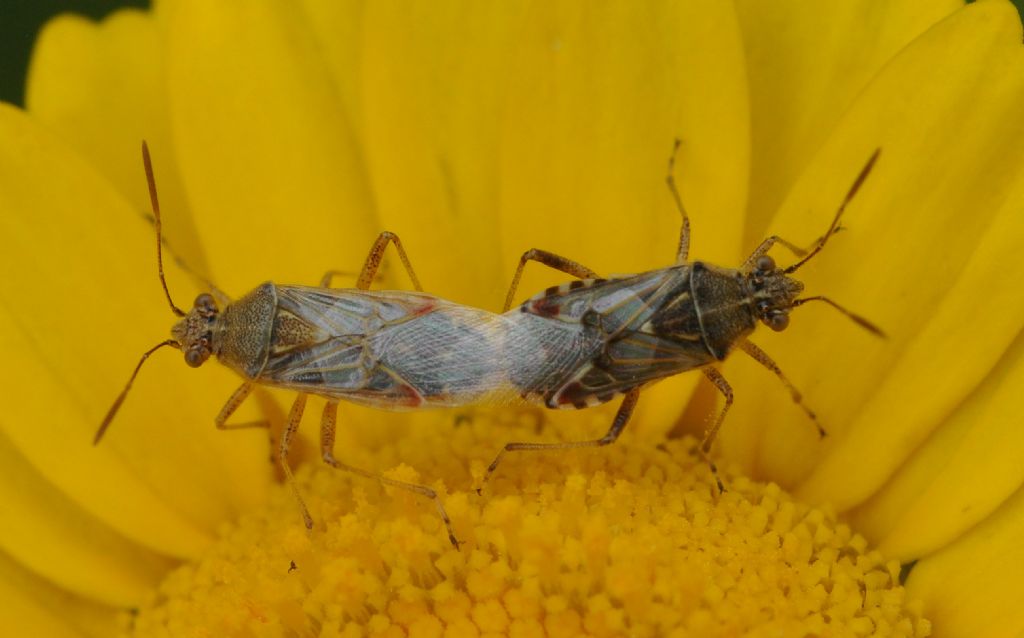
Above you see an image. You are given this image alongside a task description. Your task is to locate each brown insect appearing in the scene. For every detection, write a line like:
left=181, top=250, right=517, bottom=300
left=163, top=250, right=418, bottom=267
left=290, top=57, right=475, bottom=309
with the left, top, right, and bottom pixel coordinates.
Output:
left=483, top=142, right=884, bottom=489
left=95, top=143, right=517, bottom=547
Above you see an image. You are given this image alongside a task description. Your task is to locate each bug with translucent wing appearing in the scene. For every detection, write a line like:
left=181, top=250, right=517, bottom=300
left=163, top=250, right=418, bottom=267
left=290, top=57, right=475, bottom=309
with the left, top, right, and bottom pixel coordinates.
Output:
left=485, top=143, right=884, bottom=489
left=95, top=143, right=526, bottom=547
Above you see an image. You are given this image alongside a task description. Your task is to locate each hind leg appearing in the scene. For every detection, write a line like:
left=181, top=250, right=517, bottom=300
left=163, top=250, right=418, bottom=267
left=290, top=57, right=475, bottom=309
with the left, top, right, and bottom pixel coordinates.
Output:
left=319, top=400, right=461, bottom=548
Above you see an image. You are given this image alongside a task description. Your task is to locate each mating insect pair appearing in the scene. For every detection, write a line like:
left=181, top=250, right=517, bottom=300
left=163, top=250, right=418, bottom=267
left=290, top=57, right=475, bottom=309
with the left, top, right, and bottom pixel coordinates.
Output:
left=97, top=142, right=882, bottom=548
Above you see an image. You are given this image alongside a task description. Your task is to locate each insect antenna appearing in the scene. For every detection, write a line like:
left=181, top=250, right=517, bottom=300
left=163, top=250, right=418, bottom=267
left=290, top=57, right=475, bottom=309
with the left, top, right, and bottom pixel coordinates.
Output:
left=791, top=296, right=886, bottom=338
left=94, top=339, right=181, bottom=444
left=142, top=141, right=186, bottom=318
left=784, top=148, right=881, bottom=275
left=94, top=143, right=191, bottom=445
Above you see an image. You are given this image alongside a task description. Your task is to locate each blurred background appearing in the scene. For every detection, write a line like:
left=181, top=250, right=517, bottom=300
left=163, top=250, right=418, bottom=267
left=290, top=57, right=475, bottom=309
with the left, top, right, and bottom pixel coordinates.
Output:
left=3, top=0, right=1024, bottom=106
left=1, top=0, right=148, bottom=106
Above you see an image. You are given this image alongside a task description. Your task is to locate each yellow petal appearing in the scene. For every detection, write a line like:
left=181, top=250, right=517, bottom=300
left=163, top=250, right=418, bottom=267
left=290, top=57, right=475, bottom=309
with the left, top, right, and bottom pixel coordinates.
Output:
left=734, top=0, right=960, bottom=246
left=360, top=0, right=527, bottom=307
left=0, top=431, right=171, bottom=606
left=0, top=305, right=212, bottom=561
left=498, top=1, right=749, bottom=273
left=164, top=0, right=377, bottom=294
left=716, top=2, right=1024, bottom=503
left=297, top=0, right=367, bottom=145
left=493, top=1, right=751, bottom=436
left=906, top=483, right=1024, bottom=638
left=25, top=10, right=208, bottom=279
left=0, top=104, right=269, bottom=558
left=0, top=549, right=120, bottom=638
left=852, top=325, right=1024, bottom=560
left=795, top=39, right=1024, bottom=509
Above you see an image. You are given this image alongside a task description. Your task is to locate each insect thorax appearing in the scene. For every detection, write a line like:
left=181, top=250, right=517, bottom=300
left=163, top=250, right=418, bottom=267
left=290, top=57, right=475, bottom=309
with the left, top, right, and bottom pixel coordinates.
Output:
left=214, top=283, right=277, bottom=379
left=686, top=262, right=758, bottom=359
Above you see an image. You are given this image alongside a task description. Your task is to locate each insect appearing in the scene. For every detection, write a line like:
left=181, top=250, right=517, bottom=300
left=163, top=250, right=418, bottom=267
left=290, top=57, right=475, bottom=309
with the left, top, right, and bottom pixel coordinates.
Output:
left=482, top=142, right=884, bottom=489
left=96, top=143, right=531, bottom=548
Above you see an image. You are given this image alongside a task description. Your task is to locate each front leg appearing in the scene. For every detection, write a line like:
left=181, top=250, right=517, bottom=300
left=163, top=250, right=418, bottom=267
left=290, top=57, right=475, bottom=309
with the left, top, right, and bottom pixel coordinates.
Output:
left=741, top=225, right=846, bottom=271
left=214, top=382, right=269, bottom=430
left=280, top=393, right=313, bottom=529
left=737, top=340, right=825, bottom=438
left=359, top=231, right=422, bottom=291
left=320, top=231, right=422, bottom=291
left=666, top=138, right=693, bottom=264
left=318, top=269, right=359, bottom=288
left=699, top=367, right=732, bottom=493
left=740, top=235, right=811, bottom=270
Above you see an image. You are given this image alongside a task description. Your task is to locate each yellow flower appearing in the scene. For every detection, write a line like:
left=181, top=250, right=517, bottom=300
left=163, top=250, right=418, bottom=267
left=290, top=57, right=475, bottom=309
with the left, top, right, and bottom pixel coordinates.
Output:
left=1, top=1, right=1022, bottom=636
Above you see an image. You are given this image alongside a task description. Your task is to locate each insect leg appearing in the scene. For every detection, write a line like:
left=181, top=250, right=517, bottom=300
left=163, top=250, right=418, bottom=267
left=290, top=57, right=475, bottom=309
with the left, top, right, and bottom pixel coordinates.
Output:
left=737, top=339, right=825, bottom=438
left=503, top=249, right=599, bottom=311
left=356, top=231, right=423, bottom=291
left=481, top=389, right=641, bottom=487
left=740, top=147, right=883, bottom=273
left=740, top=236, right=812, bottom=270
left=666, top=138, right=692, bottom=264
left=318, top=269, right=359, bottom=288
left=215, top=382, right=269, bottom=430
left=699, top=367, right=732, bottom=493
left=319, top=400, right=461, bottom=549
left=280, top=393, right=313, bottom=529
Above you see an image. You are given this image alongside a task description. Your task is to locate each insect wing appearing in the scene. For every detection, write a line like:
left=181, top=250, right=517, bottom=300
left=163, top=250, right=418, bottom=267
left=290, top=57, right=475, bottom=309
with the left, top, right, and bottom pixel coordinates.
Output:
left=369, top=303, right=512, bottom=406
left=519, top=267, right=714, bottom=407
left=525, top=268, right=679, bottom=334
left=261, top=286, right=437, bottom=406
left=274, top=286, right=431, bottom=336
left=549, top=329, right=711, bottom=408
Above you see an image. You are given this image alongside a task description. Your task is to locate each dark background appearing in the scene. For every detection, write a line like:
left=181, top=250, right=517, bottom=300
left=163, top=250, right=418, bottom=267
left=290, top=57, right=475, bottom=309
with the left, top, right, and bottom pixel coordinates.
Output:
left=2, top=1, right=1024, bottom=106
left=1, top=0, right=149, bottom=106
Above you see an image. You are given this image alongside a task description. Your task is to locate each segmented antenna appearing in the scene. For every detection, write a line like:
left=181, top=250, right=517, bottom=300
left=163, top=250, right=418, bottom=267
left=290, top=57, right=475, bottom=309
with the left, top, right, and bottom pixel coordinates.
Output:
left=94, top=143, right=187, bottom=444
left=785, top=148, right=881, bottom=275
left=94, top=339, right=180, bottom=444
left=142, top=141, right=186, bottom=317
left=791, top=295, right=886, bottom=338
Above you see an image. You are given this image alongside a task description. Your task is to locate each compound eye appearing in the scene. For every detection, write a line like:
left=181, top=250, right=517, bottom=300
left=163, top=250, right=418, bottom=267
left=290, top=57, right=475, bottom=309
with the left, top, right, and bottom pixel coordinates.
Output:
left=766, top=311, right=790, bottom=332
left=755, top=255, right=775, bottom=273
left=194, top=293, right=217, bottom=313
left=185, top=348, right=206, bottom=368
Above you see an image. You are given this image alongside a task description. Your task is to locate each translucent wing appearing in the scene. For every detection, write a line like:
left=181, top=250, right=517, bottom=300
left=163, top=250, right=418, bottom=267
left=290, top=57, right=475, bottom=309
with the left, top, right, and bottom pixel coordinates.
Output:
left=546, top=329, right=713, bottom=408
left=262, top=287, right=432, bottom=406
left=261, top=286, right=515, bottom=408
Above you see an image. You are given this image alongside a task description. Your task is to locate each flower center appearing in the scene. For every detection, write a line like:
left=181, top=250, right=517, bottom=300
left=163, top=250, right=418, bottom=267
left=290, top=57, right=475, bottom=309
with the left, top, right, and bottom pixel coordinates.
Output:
left=129, top=409, right=931, bottom=637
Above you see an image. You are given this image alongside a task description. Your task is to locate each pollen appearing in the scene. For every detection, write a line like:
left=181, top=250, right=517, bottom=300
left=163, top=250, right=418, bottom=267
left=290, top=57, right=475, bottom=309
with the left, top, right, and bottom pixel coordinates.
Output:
left=128, top=409, right=931, bottom=637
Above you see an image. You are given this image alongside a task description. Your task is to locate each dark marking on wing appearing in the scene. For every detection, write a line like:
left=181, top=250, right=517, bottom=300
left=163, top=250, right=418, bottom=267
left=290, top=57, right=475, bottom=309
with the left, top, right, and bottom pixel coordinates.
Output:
left=512, top=267, right=710, bottom=408
left=523, top=268, right=689, bottom=337
left=548, top=329, right=714, bottom=409
left=531, top=295, right=562, bottom=318
left=646, top=291, right=703, bottom=340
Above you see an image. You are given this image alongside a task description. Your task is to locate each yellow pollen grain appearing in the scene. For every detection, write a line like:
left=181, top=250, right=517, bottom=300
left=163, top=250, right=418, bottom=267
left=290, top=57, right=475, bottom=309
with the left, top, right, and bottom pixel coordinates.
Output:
left=127, top=410, right=931, bottom=638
